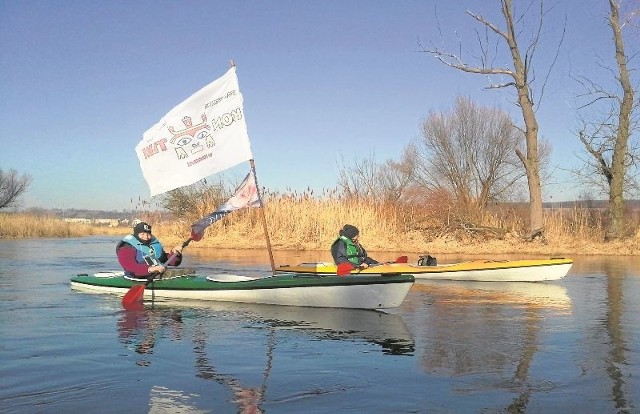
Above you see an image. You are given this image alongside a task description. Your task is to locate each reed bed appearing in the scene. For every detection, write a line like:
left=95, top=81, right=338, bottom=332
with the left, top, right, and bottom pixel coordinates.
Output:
left=2, top=195, right=639, bottom=256
left=113, top=195, right=640, bottom=256
left=0, top=213, right=95, bottom=238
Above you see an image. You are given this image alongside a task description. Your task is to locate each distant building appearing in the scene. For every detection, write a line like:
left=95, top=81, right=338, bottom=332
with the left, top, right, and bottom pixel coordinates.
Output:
left=64, top=218, right=91, bottom=224
left=93, top=218, right=119, bottom=227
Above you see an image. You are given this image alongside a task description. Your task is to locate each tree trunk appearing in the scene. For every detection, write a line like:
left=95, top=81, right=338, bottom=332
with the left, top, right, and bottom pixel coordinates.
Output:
left=605, top=0, right=633, bottom=241
left=503, top=0, right=544, bottom=238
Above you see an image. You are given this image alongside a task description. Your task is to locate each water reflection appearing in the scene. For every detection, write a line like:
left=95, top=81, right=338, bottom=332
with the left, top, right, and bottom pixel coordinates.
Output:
left=117, top=305, right=269, bottom=412
left=412, top=280, right=572, bottom=311
left=408, top=280, right=572, bottom=412
left=117, top=307, right=184, bottom=361
left=603, top=260, right=631, bottom=412
left=190, top=314, right=270, bottom=413
left=118, top=300, right=415, bottom=356
left=568, top=256, right=637, bottom=413
left=116, top=301, right=415, bottom=412
left=3, top=237, right=640, bottom=413
left=565, top=255, right=639, bottom=275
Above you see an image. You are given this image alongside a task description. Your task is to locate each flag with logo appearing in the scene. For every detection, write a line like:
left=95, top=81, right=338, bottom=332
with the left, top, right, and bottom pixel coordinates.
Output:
left=136, top=66, right=253, bottom=196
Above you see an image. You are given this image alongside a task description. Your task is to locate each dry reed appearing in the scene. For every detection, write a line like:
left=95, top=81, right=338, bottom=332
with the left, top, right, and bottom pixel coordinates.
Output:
left=2, top=194, right=639, bottom=256
left=0, top=213, right=95, bottom=238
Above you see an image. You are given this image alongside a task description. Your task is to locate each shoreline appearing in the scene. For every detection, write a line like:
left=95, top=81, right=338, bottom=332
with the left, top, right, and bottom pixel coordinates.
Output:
left=1, top=225, right=637, bottom=256
left=159, top=233, right=640, bottom=257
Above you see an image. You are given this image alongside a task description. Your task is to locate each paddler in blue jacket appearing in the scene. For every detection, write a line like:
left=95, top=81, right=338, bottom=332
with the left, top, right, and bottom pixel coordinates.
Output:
left=330, top=224, right=379, bottom=269
left=116, top=222, right=183, bottom=278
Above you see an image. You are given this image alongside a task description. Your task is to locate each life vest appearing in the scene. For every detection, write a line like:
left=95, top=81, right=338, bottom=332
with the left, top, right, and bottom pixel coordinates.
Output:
left=119, top=234, right=164, bottom=266
left=331, top=235, right=365, bottom=266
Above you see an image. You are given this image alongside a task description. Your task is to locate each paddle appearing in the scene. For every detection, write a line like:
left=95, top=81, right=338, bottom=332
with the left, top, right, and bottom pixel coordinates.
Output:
left=336, top=256, right=409, bottom=276
left=121, top=272, right=160, bottom=308
left=121, top=237, right=195, bottom=308
left=336, top=262, right=355, bottom=277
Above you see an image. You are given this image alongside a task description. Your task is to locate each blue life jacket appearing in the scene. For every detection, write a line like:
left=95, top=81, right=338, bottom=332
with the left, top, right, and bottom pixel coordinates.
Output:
left=121, top=234, right=164, bottom=266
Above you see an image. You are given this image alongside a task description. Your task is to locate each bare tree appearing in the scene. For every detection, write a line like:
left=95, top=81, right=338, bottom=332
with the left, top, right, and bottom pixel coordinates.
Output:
left=337, top=148, right=417, bottom=203
left=337, top=153, right=379, bottom=200
left=415, top=96, right=527, bottom=217
left=0, top=168, right=32, bottom=209
left=421, top=0, right=563, bottom=240
left=377, top=145, right=419, bottom=204
left=162, top=178, right=226, bottom=220
left=572, top=0, right=638, bottom=241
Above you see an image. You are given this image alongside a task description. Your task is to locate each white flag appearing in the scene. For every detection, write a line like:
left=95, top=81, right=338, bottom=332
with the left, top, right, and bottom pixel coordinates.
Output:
left=137, top=66, right=253, bottom=196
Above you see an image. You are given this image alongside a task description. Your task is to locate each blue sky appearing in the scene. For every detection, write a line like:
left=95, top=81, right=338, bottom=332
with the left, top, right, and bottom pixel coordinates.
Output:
left=0, top=1, right=626, bottom=211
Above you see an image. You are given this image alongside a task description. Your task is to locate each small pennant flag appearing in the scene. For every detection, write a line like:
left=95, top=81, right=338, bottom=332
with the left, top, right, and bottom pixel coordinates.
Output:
left=191, top=170, right=261, bottom=239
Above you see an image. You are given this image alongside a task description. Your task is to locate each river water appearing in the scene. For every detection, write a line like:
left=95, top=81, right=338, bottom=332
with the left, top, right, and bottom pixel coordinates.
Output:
left=0, top=237, right=638, bottom=413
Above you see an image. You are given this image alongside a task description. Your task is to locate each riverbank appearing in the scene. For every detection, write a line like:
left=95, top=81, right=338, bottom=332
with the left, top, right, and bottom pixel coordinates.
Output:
left=153, top=227, right=640, bottom=257
left=2, top=212, right=638, bottom=256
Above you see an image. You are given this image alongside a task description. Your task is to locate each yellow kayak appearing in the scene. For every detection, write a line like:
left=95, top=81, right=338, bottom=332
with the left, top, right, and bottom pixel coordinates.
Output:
left=276, top=257, right=573, bottom=282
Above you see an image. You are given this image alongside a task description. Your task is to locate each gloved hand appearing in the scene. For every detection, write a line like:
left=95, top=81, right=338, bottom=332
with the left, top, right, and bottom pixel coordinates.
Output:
left=148, top=265, right=166, bottom=274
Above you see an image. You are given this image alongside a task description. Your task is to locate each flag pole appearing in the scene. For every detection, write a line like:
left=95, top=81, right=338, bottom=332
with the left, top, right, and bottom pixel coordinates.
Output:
left=250, top=159, right=276, bottom=275
left=230, top=60, right=275, bottom=275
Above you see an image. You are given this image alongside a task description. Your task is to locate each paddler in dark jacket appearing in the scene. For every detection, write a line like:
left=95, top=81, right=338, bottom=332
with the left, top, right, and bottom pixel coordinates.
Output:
left=116, top=222, right=183, bottom=278
left=330, top=224, right=379, bottom=269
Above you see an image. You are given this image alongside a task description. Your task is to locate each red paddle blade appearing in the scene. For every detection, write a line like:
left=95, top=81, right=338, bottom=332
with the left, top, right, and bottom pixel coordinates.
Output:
left=190, top=230, right=203, bottom=242
left=336, top=262, right=354, bottom=277
left=395, top=256, right=408, bottom=263
left=121, top=284, right=146, bottom=308
left=122, top=299, right=145, bottom=312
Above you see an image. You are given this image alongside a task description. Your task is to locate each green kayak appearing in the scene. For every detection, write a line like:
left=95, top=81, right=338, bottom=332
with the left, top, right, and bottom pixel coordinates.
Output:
left=70, top=271, right=415, bottom=309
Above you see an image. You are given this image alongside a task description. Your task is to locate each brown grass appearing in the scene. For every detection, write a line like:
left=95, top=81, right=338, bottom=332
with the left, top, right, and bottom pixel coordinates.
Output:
left=0, top=213, right=95, bottom=238
left=2, top=195, right=639, bottom=256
